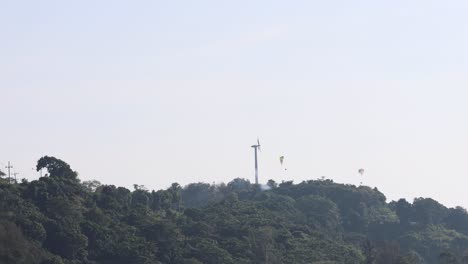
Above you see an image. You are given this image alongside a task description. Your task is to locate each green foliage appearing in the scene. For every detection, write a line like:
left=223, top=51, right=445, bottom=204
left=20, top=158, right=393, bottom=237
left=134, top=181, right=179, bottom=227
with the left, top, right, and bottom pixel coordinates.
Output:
left=81, top=180, right=101, bottom=192
left=295, top=195, right=341, bottom=233
left=2, top=156, right=468, bottom=264
left=0, top=220, right=46, bottom=264
left=36, top=156, right=77, bottom=180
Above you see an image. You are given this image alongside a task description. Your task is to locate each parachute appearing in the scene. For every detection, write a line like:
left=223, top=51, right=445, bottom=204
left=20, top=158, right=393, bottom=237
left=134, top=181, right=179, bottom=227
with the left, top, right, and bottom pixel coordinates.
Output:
left=358, top=168, right=365, bottom=186
left=279, top=156, right=287, bottom=171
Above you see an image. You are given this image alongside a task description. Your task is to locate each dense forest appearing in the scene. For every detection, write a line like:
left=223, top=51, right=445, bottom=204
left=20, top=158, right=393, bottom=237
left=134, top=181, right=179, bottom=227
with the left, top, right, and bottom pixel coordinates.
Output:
left=1, top=156, right=468, bottom=264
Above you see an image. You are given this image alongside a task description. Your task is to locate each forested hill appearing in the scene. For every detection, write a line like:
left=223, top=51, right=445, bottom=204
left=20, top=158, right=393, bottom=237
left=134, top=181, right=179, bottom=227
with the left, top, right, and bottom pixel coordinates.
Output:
left=1, top=157, right=468, bottom=264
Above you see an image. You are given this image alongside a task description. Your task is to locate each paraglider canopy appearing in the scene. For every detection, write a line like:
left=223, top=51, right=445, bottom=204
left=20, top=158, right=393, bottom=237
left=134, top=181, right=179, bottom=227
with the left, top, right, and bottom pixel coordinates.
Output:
left=279, top=156, right=284, bottom=165
left=358, top=168, right=365, bottom=175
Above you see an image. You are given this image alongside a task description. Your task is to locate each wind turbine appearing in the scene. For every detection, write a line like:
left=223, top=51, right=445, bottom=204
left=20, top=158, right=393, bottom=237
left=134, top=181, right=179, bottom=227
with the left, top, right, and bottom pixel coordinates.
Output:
left=251, top=138, right=261, bottom=185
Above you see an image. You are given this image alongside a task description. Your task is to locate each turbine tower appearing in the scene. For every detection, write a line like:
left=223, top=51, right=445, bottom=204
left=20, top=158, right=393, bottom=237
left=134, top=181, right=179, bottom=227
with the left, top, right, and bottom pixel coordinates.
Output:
left=251, top=138, right=261, bottom=185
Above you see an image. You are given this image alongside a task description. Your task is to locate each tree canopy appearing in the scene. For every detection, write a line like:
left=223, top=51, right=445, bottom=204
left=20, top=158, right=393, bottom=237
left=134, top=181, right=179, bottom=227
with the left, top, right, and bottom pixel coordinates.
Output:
left=0, top=156, right=467, bottom=264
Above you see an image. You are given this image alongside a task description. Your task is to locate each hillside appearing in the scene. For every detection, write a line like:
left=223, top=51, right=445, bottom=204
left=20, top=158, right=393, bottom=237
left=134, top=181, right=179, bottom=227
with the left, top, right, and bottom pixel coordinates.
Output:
left=1, top=156, right=467, bottom=264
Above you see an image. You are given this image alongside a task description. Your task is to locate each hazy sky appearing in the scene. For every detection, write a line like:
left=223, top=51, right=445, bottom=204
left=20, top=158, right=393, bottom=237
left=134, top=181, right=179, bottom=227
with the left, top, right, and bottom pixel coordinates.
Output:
left=2, top=0, right=468, bottom=208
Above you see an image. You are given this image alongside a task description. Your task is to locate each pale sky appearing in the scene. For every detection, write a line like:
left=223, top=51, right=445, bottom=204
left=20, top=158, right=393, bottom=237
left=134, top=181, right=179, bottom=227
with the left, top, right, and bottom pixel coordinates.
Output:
left=2, top=0, right=468, bottom=208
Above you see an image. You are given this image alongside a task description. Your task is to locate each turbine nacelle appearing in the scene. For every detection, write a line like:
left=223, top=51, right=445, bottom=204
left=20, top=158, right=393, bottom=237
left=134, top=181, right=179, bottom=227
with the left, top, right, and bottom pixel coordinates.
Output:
left=251, top=138, right=261, bottom=150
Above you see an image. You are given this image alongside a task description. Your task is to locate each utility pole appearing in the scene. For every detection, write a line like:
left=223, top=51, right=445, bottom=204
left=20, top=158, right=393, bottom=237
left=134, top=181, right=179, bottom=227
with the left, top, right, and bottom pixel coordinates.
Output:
left=12, top=172, right=19, bottom=183
left=5, top=162, right=13, bottom=184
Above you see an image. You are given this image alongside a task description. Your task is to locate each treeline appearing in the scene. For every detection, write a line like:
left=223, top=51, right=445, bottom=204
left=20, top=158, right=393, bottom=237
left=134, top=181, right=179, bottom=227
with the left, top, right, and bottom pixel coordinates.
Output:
left=1, top=156, right=468, bottom=264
